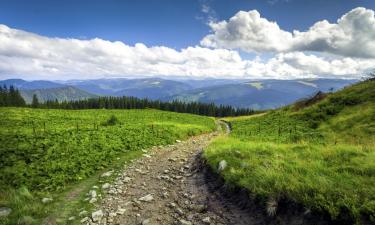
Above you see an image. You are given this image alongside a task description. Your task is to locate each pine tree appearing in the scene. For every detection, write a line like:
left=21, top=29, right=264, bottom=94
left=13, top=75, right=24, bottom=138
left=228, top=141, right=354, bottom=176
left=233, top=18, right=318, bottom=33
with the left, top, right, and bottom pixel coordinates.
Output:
left=31, top=94, right=39, bottom=108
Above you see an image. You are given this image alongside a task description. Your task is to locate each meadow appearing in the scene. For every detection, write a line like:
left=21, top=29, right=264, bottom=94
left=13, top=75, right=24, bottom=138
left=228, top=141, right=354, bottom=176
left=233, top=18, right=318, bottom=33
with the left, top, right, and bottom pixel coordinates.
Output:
left=0, top=107, right=215, bottom=224
left=204, top=80, right=375, bottom=224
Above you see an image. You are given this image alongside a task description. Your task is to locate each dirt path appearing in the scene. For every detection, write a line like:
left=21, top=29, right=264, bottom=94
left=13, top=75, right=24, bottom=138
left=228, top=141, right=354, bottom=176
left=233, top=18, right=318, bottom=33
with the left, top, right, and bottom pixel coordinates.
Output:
left=80, top=119, right=337, bottom=225
left=82, top=122, right=253, bottom=225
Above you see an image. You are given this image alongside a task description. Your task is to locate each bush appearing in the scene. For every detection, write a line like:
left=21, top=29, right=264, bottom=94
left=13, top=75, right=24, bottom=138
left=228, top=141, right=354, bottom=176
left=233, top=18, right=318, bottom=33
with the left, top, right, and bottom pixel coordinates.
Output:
left=103, top=115, right=119, bottom=126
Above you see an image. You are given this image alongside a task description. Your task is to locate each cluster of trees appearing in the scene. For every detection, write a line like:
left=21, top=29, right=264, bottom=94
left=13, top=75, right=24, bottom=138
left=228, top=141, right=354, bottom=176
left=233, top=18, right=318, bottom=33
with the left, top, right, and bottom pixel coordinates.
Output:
left=41, top=96, right=256, bottom=117
left=0, top=86, right=255, bottom=117
left=0, top=85, right=26, bottom=107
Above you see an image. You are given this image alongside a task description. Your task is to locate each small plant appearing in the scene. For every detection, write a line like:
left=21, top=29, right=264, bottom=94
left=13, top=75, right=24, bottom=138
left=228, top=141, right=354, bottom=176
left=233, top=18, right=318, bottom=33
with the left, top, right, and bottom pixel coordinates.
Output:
left=266, top=197, right=278, bottom=217
left=103, top=115, right=119, bottom=126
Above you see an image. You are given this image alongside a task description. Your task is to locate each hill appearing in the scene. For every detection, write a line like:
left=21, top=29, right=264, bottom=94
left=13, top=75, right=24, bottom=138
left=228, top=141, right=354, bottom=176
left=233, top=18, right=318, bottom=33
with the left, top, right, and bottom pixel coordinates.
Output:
left=1, top=78, right=356, bottom=109
left=204, top=79, right=375, bottom=224
left=20, top=86, right=98, bottom=103
left=63, top=78, right=192, bottom=99
left=0, top=79, right=65, bottom=89
left=167, top=79, right=357, bottom=110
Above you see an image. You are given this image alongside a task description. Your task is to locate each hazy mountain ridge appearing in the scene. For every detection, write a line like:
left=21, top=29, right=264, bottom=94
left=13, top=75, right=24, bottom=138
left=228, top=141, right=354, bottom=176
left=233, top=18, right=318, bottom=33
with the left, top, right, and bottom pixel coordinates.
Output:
left=0, top=78, right=357, bottom=109
left=20, top=86, right=97, bottom=104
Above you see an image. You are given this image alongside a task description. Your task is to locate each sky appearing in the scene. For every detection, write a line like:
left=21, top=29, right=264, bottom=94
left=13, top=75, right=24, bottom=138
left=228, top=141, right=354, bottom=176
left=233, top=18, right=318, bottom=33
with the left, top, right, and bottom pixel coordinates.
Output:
left=0, top=0, right=374, bottom=80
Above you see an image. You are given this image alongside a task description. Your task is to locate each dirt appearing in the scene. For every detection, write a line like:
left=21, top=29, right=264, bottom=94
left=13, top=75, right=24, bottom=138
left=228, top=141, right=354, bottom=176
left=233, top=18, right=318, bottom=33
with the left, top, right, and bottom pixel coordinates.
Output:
left=89, top=122, right=336, bottom=225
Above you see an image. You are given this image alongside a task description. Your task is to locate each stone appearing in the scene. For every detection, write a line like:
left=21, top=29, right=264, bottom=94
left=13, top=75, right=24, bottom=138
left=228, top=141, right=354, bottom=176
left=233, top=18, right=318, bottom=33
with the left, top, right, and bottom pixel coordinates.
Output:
left=143, top=154, right=151, bottom=158
left=79, top=210, right=88, bottom=217
left=142, top=218, right=150, bottom=225
left=92, top=186, right=99, bottom=189
left=80, top=217, right=89, bottom=223
left=202, top=217, right=210, bottom=224
left=178, top=219, right=192, bottom=225
left=89, top=190, right=97, bottom=198
left=123, top=177, right=132, bottom=183
left=139, top=194, right=154, bottom=202
left=91, top=210, right=103, bottom=222
left=0, top=207, right=12, bottom=217
left=41, top=197, right=53, bottom=204
left=101, top=171, right=113, bottom=177
left=218, top=160, right=227, bottom=172
left=116, top=208, right=126, bottom=215
left=68, top=216, right=76, bottom=221
left=176, top=140, right=181, bottom=143
left=89, top=198, right=97, bottom=204
left=102, top=183, right=110, bottom=190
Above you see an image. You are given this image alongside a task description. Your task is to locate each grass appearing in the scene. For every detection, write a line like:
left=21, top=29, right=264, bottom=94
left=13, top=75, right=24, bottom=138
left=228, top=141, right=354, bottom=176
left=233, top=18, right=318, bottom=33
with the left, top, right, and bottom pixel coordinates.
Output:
left=204, top=79, right=375, bottom=224
left=0, top=107, right=215, bottom=224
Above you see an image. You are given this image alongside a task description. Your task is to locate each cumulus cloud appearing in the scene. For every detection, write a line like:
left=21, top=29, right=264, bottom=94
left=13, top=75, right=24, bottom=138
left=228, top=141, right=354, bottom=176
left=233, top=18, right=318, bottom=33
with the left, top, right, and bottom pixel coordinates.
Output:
left=0, top=24, right=373, bottom=80
left=201, top=7, right=375, bottom=58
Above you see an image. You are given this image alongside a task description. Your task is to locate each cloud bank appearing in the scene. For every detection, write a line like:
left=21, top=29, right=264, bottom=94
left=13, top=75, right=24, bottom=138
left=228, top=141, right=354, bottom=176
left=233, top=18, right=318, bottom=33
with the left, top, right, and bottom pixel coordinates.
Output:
left=201, top=7, right=375, bottom=58
left=0, top=7, right=374, bottom=80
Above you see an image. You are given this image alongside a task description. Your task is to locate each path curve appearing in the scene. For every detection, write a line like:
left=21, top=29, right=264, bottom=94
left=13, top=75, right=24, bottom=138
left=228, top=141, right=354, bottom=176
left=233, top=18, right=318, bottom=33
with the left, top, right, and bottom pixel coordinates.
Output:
left=89, top=122, right=261, bottom=225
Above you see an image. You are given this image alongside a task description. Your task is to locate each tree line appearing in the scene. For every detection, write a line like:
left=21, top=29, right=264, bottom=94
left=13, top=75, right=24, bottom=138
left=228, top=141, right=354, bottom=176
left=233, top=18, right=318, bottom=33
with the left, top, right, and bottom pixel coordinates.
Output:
left=0, top=85, right=256, bottom=117
left=0, top=85, right=26, bottom=107
left=41, top=96, right=256, bottom=117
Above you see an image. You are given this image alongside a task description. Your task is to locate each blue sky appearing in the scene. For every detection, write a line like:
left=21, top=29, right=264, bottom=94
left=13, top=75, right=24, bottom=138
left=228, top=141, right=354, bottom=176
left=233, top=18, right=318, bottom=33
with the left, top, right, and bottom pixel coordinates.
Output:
left=0, top=0, right=374, bottom=80
left=1, top=0, right=373, bottom=49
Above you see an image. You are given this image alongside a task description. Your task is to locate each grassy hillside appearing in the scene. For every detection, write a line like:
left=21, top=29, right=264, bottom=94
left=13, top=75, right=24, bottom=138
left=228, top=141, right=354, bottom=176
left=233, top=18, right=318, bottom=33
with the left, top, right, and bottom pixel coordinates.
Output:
left=204, top=79, right=375, bottom=224
left=20, top=86, right=97, bottom=103
left=0, top=108, right=215, bottom=224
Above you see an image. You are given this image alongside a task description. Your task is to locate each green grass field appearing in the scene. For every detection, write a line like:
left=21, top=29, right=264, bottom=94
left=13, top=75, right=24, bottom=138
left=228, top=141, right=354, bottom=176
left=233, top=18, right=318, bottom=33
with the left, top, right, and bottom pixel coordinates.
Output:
left=0, top=108, right=215, bottom=224
left=204, top=80, right=375, bottom=224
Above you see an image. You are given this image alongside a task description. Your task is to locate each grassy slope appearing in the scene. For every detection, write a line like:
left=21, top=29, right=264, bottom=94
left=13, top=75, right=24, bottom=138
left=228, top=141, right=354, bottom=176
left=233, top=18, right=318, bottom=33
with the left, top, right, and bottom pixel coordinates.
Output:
left=204, top=80, right=375, bottom=224
left=0, top=108, right=215, bottom=224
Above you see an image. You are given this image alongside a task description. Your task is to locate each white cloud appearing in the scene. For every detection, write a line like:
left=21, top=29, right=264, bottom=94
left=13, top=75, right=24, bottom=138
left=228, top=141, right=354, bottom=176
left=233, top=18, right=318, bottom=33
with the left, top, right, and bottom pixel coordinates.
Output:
left=201, top=7, right=375, bottom=58
left=0, top=24, right=373, bottom=80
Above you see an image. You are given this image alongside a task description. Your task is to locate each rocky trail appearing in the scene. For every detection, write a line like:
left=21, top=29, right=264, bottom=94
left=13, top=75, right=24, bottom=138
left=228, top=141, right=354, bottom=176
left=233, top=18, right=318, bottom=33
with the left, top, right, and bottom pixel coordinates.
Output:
left=79, top=122, right=260, bottom=225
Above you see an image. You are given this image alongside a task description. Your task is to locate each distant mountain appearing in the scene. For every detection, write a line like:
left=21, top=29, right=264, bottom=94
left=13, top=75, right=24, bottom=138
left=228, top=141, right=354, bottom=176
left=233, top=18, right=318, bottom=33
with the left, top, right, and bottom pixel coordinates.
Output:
left=0, top=79, right=65, bottom=89
left=63, top=78, right=192, bottom=99
left=0, top=78, right=357, bottom=108
left=20, top=86, right=97, bottom=104
left=165, top=79, right=357, bottom=110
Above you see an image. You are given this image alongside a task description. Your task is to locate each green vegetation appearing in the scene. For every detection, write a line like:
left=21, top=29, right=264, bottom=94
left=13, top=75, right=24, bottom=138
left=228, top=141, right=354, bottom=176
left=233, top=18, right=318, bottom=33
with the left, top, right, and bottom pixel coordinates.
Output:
left=0, top=107, right=215, bottom=224
left=0, top=85, right=25, bottom=107
left=204, top=79, right=375, bottom=224
left=39, top=95, right=255, bottom=117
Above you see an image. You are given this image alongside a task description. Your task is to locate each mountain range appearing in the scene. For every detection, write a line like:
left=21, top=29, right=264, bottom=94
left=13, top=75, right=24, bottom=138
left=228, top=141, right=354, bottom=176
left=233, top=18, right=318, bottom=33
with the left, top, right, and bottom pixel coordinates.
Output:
left=0, top=78, right=357, bottom=109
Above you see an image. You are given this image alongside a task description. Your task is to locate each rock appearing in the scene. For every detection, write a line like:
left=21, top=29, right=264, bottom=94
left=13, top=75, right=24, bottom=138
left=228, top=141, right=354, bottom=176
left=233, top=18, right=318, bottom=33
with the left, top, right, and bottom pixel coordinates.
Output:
left=91, top=210, right=103, bottom=222
left=92, top=186, right=99, bottom=189
left=175, top=208, right=184, bottom=216
left=168, top=202, right=176, bottom=208
left=80, top=217, right=89, bottom=223
left=143, top=154, right=151, bottom=158
left=123, top=177, right=132, bottom=183
left=79, top=210, right=88, bottom=217
left=218, top=160, right=227, bottom=172
left=202, top=217, right=210, bottom=224
left=101, top=171, right=113, bottom=177
left=89, top=190, right=97, bottom=198
left=89, top=198, right=97, bottom=203
left=142, top=218, right=150, bottom=224
left=0, top=207, right=12, bottom=217
left=176, top=140, right=181, bottom=143
left=178, top=219, right=192, bottom=225
left=102, top=183, right=110, bottom=190
left=116, top=208, right=126, bottom=215
left=139, top=194, right=154, bottom=202
left=191, top=204, right=206, bottom=213
left=41, top=197, right=53, bottom=204
left=68, top=216, right=76, bottom=221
